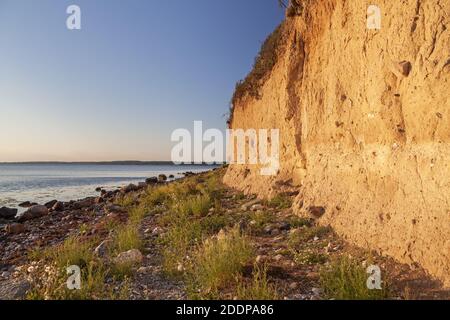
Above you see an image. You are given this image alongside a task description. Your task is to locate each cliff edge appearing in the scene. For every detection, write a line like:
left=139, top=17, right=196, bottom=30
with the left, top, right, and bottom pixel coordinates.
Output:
left=224, top=0, right=450, bottom=286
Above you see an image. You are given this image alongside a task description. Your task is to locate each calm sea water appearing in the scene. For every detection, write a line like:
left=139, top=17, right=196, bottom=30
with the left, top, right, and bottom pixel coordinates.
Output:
left=0, top=164, right=214, bottom=210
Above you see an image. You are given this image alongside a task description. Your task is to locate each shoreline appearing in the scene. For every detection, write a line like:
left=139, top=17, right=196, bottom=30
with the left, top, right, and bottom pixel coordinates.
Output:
left=1, top=167, right=448, bottom=300
left=0, top=164, right=219, bottom=213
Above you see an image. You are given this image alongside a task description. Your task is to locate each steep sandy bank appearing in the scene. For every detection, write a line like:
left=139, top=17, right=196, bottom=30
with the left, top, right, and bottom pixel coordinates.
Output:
left=224, top=0, right=450, bottom=285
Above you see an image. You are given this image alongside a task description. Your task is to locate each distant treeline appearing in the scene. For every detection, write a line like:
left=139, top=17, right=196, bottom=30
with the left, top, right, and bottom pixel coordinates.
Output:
left=0, top=161, right=223, bottom=166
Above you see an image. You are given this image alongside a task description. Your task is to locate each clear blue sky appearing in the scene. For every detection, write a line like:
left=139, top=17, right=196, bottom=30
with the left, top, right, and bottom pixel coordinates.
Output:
left=0, top=0, right=284, bottom=161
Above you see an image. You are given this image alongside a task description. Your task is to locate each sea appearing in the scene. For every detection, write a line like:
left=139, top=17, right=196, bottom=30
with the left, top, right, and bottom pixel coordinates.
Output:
left=0, top=163, right=215, bottom=211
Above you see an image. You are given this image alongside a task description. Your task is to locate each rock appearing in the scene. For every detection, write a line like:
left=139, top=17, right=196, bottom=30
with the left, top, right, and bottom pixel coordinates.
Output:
left=308, top=206, right=326, bottom=218
left=95, top=187, right=102, bottom=192
left=105, top=204, right=126, bottom=214
left=0, top=279, right=31, bottom=300
left=17, top=205, right=48, bottom=222
left=274, top=254, right=283, bottom=262
left=313, top=236, right=320, bottom=241
left=396, top=60, right=412, bottom=77
left=311, top=287, right=323, bottom=296
left=44, top=200, right=57, bottom=209
left=263, top=225, right=273, bottom=234
left=0, top=207, right=18, bottom=220
left=137, top=266, right=151, bottom=274
left=271, top=228, right=281, bottom=236
left=18, top=201, right=32, bottom=208
left=145, top=177, right=158, bottom=184
left=241, top=199, right=261, bottom=211
left=94, top=240, right=112, bottom=257
left=52, top=201, right=65, bottom=212
left=251, top=204, right=264, bottom=211
left=122, top=184, right=139, bottom=193
left=95, top=197, right=104, bottom=204
left=289, top=282, right=299, bottom=290
left=138, top=182, right=147, bottom=189
left=169, top=174, right=175, bottom=179
left=255, top=255, right=266, bottom=263
left=158, top=174, right=167, bottom=182
left=73, top=198, right=94, bottom=210
left=5, top=223, right=25, bottom=235
left=114, top=249, right=143, bottom=266
left=1, top=271, right=11, bottom=278
left=152, top=227, right=162, bottom=235
left=279, top=222, right=291, bottom=231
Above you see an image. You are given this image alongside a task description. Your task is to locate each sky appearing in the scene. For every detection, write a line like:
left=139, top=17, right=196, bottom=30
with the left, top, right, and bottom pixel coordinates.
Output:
left=0, top=0, right=284, bottom=162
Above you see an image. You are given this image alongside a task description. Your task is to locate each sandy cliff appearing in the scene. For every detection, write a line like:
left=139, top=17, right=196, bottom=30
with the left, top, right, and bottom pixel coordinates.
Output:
left=224, top=0, right=450, bottom=285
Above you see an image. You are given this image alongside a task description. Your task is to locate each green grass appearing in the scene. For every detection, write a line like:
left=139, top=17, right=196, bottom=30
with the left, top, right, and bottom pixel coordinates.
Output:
left=289, top=225, right=332, bottom=247
left=267, top=194, right=292, bottom=209
left=115, top=194, right=136, bottom=208
left=236, top=264, right=279, bottom=300
left=248, top=211, right=275, bottom=234
left=186, top=227, right=254, bottom=299
left=27, top=261, right=112, bottom=300
left=320, top=256, right=390, bottom=300
left=26, top=236, right=123, bottom=300
left=160, top=212, right=231, bottom=277
left=288, top=216, right=312, bottom=228
left=29, top=236, right=96, bottom=269
left=292, top=250, right=328, bottom=265
left=112, top=222, right=143, bottom=254
left=178, top=194, right=212, bottom=217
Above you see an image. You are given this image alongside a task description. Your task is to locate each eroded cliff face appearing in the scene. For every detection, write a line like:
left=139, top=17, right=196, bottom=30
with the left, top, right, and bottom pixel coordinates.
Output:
left=224, top=0, right=450, bottom=285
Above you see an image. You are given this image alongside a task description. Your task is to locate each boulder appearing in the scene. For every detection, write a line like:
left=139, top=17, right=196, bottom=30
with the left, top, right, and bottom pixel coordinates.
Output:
left=241, top=199, right=262, bottom=211
left=5, top=223, right=25, bottom=235
left=52, top=201, right=65, bottom=212
left=122, top=184, right=138, bottom=193
left=114, top=249, right=143, bottom=266
left=16, top=205, right=48, bottom=222
left=158, top=174, right=167, bottom=182
left=73, top=198, right=95, bottom=210
left=95, top=197, right=104, bottom=204
left=18, top=201, right=32, bottom=208
left=44, top=200, right=57, bottom=209
left=145, top=177, right=158, bottom=184
left=0, top=207, right=18, bottom=220
left=138, top=182, right=147, bottom=189
left=169, top=174, right=175, bottom=179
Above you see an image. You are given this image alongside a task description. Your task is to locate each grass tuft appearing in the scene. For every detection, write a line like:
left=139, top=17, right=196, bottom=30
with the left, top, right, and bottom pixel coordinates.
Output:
left=236, top=264, right=279, bottom=300
left=187, top=227, right=254, bottom=299
left=320, top=256, right=390, bottom=300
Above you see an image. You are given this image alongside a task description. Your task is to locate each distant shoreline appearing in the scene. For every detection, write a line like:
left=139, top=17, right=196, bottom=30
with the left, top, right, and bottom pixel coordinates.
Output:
left=0, top=161, right=224, bottom=166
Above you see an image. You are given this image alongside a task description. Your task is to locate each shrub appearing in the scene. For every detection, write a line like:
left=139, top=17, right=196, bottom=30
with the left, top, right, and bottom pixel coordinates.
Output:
left=229, top=23, right=288, bottom=124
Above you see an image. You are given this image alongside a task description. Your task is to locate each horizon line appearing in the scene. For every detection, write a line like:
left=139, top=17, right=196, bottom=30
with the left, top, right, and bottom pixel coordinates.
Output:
left=0, top=160, right=224, bottom=165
